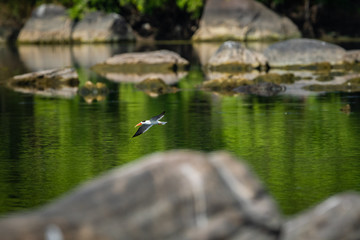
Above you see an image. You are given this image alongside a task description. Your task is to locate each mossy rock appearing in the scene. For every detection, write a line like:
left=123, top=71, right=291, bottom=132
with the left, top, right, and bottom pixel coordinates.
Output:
left=8, top=68, right=79, bottom=90
left=136, top=78, right=178, bottom=95
left=206, top=63, right=256, bottom=73
left=304, top=78, right=360, bottom=92
left=275, top=62, right=332, bottom=71
left=253, top=73, right=296, bottom=84
left=202, top=77, right=252, bottom=92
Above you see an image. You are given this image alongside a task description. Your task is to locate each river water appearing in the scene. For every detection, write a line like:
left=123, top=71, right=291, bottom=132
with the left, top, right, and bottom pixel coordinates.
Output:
left=0, top=42, right=360, bottom=216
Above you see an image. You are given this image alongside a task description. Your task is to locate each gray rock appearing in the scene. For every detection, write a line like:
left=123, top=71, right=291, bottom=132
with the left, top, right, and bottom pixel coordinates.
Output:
left=207, top=41, right=267, bottom=70
left=104, top=50, right=189, bottom=66
left=72, top=11, right=134, bottom=43
left=264, top=38, right=346, bottom=67
left=17, top=4, right=73, bottom=43
left=0, top=150, right=282, bottom=240
left=281, top=192, right=360, bottom=240
left=192, top=0, right=300, bottom=41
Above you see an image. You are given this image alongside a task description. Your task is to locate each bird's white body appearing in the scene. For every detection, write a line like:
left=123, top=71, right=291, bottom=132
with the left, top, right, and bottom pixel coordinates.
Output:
left=133, top=111, right=167, bottom=137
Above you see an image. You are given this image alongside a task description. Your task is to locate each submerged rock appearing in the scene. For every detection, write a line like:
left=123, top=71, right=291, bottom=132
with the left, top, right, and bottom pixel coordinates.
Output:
left=234, top=82, right=285, bottom=97
left=17, top=4, right=73, bottom=43
left=7, top=67, right=79, bottom=98
left=207, top=41, right=267, bottom=71
left=281, top=192, right=360, bottom=240
left=202, top=77, right=252, bottom=93
left=72, top=11, right=134, bottom=43
left=135, top=77, right=178, bottom=97
left=0, top=150, right=282, bottom=240
left=192, top=0, right=300, bottom=41
left=264, top=38, right=346, bottom=68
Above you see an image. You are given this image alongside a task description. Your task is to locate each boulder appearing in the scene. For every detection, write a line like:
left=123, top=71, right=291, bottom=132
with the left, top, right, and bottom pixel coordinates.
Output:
left=72, top=11, right=134, bottom=43
left=7, top=67, right=79, bottom=98
left=192, top=0, right=300, bottom=41
left=207, top=41, right=267, bottom=71
left=263, top=38, right=346, bottom=68
left=0, top=150, right=282, bottom=240
left=17, top=4, right=73, bottom=43
left=281, top=192, right=360, bottom=240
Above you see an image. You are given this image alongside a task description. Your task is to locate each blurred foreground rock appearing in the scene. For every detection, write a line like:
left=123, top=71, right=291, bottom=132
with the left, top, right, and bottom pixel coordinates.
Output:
left=7, top=67, right=79, bottom=98
left=0, top=150, right=281, bottom=240
left=281, top=192, right=360, bottom=240
left=0, top=150, right=360, bottom=240
left=192, top=0, right=300, bottom=41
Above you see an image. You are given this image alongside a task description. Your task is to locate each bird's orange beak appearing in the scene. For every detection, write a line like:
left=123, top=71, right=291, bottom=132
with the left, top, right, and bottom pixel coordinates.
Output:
left=135, top=122, right=142, bottom=127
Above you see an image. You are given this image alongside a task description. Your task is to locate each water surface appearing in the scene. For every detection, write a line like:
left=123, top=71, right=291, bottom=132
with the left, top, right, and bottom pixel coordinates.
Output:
left=0, top=42, right=360, bottom=216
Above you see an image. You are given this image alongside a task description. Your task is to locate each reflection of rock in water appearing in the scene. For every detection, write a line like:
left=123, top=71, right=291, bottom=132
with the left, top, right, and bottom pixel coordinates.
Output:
left=18, top=44, right=124, bottom=71
left=135, top=78, right=178, bottom=97
left=7, top=67, right=79, bottom=98
left=340, top=104, right=351, bottom=114
left=234, top=82, right=285, bottom=97
left=18, top=45, right=72, bottom=71
left=78, top=81, right=109, bottom=103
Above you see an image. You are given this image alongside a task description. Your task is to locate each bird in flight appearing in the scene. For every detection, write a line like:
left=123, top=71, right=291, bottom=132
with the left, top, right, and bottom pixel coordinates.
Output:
left=132, top=111, right=167, bottom=137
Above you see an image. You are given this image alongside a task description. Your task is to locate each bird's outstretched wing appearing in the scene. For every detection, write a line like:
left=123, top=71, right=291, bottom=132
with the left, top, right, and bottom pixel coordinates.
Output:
left=132, top=124, right=153, bottom=138
left=150, top=111, right=165, bottom=121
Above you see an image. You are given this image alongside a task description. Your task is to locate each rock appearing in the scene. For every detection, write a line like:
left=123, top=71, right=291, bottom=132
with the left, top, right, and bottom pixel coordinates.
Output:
left=0, top=150, right=282, bottom=240
left=135, top=77, right=178, bottom=97
left=264, top=38, right=346, bottom=68
left=343, top=50, right=360, bottom=64
left=192, top=0, right=300, bottom=41
left=72, top=11, right=134, bottom=43
left=7, top=67, right=79, bottom=98
left=17, top=4, right=73, bottom=43
left=202, top=77, right=252, bottom=93
left=78, top=81, right=108, bottom=103
left=234, top=82, right=285, bottom=97
left=281, top=192, right=360, bottom=240
left=207, top=41, right=268, bottom=71
left=92, top=50, right=189, bottom=73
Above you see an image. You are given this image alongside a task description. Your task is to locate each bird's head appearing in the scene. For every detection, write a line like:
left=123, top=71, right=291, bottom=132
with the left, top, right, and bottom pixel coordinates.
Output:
left=135, top=120, right=145, bottom=127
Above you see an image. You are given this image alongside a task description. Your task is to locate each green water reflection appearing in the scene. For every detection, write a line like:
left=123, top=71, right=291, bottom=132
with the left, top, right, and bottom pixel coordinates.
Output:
left=1, top=44, right=360, bottom=217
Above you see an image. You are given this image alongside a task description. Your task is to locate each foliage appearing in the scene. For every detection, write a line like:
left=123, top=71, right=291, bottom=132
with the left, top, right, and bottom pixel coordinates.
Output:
left=64, top=0, right=204, bottom=20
